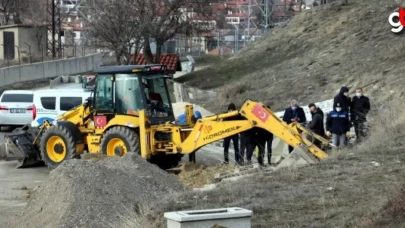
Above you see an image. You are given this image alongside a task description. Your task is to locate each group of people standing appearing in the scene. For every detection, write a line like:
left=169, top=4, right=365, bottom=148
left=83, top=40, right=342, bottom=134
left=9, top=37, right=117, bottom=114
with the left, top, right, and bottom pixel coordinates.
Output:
left=222, top=86, right=371, bottom=166
left=223, top=103, right=274, bottom=166
left=325, top=86, right=371, bottom=148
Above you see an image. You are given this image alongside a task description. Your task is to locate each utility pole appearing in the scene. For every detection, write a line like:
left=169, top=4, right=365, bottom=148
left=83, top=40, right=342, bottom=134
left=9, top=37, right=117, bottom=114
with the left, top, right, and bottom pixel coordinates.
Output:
left=46, top=0, right=62, bottom=58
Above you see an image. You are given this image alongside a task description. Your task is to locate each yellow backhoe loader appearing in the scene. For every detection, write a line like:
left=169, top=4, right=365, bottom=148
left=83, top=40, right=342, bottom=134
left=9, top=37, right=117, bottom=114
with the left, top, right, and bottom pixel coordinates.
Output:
left=4, top=64, right=330, bottom=169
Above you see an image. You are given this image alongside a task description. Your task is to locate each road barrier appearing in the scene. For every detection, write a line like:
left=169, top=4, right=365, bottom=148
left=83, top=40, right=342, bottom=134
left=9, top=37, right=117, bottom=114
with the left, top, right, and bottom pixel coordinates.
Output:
left=0, top=53, right=102, bottom=87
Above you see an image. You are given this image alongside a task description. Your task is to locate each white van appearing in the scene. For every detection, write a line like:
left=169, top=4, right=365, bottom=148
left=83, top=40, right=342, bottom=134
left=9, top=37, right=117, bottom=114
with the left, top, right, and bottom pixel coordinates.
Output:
left=31, top=89, right=92, bottom=127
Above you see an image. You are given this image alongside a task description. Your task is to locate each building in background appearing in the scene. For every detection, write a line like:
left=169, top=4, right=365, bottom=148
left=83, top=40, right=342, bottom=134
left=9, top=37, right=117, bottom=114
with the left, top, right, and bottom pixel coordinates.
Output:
left=0, top=24, right=46, bottom=62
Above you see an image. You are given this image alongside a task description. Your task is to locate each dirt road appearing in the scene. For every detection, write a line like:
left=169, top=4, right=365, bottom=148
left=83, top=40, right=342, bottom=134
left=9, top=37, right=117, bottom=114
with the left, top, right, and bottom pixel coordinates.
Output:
left=0, top=160, right=49, bottom=226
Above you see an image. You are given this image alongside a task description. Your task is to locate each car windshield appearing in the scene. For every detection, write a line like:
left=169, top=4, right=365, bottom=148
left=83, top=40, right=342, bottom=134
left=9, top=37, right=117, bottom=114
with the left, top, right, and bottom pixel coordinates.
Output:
left=1, top=94, right=33, bottom=102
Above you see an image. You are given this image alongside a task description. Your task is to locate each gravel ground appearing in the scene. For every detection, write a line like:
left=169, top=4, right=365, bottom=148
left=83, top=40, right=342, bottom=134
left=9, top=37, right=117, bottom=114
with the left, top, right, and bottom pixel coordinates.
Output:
left=7, top=153, right=186, bottom=228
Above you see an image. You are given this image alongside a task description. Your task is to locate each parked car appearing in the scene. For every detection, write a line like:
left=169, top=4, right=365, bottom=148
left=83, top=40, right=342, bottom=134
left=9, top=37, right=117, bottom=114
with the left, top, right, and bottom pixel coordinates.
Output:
left=0, top=90, right=34, bottom=130
left=31, top=89, right=91, bottom=127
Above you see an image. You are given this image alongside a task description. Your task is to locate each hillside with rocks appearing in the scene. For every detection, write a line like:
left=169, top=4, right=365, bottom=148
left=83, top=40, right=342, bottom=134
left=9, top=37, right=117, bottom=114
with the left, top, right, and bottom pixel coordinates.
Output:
left=176, top=0, right=405, bottom=112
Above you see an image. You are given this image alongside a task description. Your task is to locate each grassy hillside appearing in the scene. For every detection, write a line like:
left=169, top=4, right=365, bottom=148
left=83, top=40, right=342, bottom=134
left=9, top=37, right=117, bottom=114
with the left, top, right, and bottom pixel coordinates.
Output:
left=176, top=0, right=405, bottom=112
left=116, top=100, right=405, bottom=228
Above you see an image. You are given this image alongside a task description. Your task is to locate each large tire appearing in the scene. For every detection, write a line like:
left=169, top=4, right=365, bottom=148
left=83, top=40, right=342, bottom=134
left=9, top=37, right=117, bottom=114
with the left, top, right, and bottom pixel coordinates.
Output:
left=40, top=124, right=77, bottom=169
left=100, top=126, right=140, bottom=156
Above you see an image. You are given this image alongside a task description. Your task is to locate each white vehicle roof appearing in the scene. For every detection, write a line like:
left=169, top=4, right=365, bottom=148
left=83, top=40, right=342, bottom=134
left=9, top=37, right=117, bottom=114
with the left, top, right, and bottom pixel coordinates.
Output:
left=34, top=89, right=91, bottom=94
left=2, top=90, right=33, bottom=94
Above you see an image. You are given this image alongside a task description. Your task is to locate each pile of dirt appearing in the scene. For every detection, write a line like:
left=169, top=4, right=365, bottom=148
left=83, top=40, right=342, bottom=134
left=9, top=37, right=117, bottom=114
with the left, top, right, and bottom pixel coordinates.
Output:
left=175, top=162, right=237, bottom=188
left=172, top=102, right=214, bottom=117
left=176, top=0, right=405, bottom=113
left=7, top=153, right=185, bottom=228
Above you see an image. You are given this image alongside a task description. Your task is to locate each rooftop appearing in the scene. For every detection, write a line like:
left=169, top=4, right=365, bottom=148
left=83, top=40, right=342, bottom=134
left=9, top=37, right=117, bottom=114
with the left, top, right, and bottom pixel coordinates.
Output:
left=94, top=64, right=167, bottom=74
left=131, top=54, right=182, bottom=73
left=0, top=24, right=44, bottom=30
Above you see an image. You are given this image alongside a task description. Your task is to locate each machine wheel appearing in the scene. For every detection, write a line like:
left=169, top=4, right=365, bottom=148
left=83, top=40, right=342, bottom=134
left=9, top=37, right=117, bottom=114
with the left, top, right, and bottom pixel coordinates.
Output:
left=100, top=126, right=140, bottom=156
left=40, top=125, right=77, bottom=169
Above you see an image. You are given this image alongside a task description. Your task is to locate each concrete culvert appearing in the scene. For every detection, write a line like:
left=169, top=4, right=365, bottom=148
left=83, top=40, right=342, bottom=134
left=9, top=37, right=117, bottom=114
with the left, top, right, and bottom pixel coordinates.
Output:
left=7, top=153, right=186, bottom=228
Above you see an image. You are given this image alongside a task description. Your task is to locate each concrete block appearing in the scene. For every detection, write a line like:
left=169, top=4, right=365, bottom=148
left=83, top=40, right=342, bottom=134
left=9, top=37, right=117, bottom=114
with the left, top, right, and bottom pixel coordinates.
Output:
left=164, top=207, right=253, bottom=228
left=0, top=53, right=102, bottom=87
left=61, top=75, right=70, bottom=83
left=4, top=67, right=21, bottom=85
left=49, top=76, right=62, bottom=88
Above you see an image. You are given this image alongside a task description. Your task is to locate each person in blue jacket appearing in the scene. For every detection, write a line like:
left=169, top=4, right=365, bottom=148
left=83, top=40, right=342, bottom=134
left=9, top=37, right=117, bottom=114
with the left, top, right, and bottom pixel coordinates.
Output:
left=175, top=110, right=202, bottom=125
left=326, top=103, right=351, bottom=149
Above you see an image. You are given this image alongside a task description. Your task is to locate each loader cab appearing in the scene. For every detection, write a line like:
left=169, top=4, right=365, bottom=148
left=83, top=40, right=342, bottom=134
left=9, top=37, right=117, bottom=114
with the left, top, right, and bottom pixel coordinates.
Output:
left=92, top=65, right=175, bottom=125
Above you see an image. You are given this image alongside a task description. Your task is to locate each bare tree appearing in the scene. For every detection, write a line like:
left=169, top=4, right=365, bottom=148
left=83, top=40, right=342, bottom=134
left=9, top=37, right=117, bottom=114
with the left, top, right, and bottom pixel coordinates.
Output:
left=0, top=0, right=28, bottom=25
left=87, top=0, right=149, bottom=65
left=142, top=0, right=212, bottom=63
left=86, top=0, right=211, bottom=64
left=21, top=0, right=47, bottom=52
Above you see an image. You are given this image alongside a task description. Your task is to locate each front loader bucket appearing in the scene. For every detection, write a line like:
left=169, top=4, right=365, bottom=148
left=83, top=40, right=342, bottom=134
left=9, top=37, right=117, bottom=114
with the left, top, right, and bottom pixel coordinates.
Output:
left=275, top=145, right=319, bottom=170
left=4, top=127, right=43, bottom=168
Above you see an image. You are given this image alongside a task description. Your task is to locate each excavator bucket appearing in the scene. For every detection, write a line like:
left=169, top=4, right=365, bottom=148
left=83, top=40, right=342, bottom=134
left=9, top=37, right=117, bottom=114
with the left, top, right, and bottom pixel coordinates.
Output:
left=276, top=145, right=319, bottom=170
left=4, top=125, right=43, bottom=168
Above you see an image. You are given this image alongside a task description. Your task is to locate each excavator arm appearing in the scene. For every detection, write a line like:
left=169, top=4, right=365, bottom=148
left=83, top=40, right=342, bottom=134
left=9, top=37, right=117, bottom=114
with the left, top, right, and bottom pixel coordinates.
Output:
left=176, top=99, right=328, bottom=161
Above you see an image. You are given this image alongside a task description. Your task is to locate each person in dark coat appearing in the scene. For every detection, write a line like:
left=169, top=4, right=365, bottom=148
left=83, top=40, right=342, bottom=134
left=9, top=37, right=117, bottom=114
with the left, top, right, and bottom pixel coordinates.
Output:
left=326, top=103, right=351, bottom=149
left=350, top=87, right=370, bottom=141
left=308, top=103, right=325, bottom=148
left=282, top=99, right=307, bottom=153
left=309, top=103, right=324, bottom=119
left=308, top=103, right=325, bottom=136
left=240, top=129, right=254, bottom=164
left=263, top=104, right=274, bottom=165
left=333, top=86, right=351, bottom=113
left=245, top=127, right=267, bottom=166
left=223, top=103, right=241, bottom=164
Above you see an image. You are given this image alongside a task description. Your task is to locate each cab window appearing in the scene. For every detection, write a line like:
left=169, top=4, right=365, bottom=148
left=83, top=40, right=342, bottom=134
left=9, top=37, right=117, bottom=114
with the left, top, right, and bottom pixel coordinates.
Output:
left=143, top=76, right=173, bottom=117
left=94, top=74, right=113, bottom=112
left=115, top=74, right=143, bottom=114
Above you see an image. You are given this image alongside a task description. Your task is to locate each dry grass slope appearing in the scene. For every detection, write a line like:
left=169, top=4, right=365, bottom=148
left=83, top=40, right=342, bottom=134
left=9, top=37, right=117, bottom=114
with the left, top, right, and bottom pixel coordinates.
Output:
left=114, top=100, right=405, bottom=228
left=176, top=0, right=405, bottom=113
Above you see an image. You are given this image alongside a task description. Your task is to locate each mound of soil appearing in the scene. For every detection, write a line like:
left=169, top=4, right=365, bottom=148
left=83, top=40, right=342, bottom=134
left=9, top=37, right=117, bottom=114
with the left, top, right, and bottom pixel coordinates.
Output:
left=7, top=153, right=185, bottom=228
left=176, top=162, right=237, bottom=188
